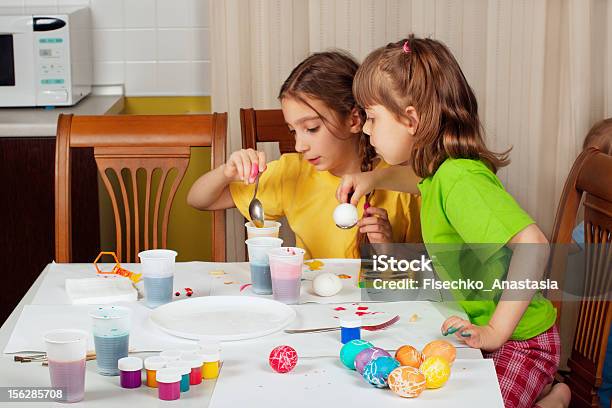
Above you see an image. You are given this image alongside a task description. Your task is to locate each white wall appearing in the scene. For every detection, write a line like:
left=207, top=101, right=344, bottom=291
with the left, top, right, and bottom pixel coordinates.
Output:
left=4, top=0, right=211, bottom=96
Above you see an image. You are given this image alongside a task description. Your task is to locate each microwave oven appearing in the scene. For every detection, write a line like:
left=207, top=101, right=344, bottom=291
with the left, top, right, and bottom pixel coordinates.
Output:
left=0, top=8, right=92, bottom=107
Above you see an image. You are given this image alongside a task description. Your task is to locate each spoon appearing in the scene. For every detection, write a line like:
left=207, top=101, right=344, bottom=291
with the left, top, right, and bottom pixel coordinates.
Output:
left=248, top=171, right=265, bottom=228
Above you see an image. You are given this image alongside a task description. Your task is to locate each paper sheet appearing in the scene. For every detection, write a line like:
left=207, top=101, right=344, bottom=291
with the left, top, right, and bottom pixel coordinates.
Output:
left=209, top=356, right=503, bottom=408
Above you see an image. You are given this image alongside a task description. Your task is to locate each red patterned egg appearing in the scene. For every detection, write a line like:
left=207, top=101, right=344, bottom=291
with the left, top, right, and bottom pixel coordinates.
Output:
left=269, top=345, right=298, bottom=373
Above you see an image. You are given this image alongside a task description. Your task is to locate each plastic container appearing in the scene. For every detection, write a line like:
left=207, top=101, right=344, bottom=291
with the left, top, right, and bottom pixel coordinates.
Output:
left=180, top=353, right=203, bottom=385
left=118, top=356, right=142, bottom=389
left=156, top=368, right=181, bottom=401
left=144, top=356, right=166, bottom=388
left=90, top=306, right=130, bottom=376
left=245, top=220, right=281, bottom=239
left=201, top=351, right=221, bottom=380
left=340, top=315, right=362, bottom=344
left=268, top=247, right=305, bottom=304
left=166, top=361, right=191, bottom=392
left=43, top=329, right=88, bottom=403
left=159, top=349, right=182, bottom=362
left=245, top=237, right=283, bottom=294
left=138, top=249, right=177, bottom=308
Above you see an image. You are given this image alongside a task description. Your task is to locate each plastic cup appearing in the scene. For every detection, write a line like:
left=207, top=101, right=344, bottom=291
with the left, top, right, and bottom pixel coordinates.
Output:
left=245, top=237, right=283, bottom=294
left=138, top=249, right=177, bottom=308
left=44, top=329, right=88, bottom=403
left=245, top=221, right=281, bottom=239
left=90, top=306, right=131, bottom=376
left=268, top=247, right=305, bottom=304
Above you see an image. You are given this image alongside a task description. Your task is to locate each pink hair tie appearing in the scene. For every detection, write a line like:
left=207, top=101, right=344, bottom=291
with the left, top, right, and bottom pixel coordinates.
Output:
left=402, top=40, right=411, bottom=53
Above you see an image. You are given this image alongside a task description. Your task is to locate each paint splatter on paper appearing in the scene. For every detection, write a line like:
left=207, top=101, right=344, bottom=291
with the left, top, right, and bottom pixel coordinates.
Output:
left=304, top=260, right=324, bottom=271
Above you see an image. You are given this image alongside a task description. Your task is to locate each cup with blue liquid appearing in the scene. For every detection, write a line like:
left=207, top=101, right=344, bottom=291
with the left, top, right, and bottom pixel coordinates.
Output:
left=245, top=237, right=283, bottom=295
left=90, top=306, right=130, bottom=376
left=138, top=249, right=177, bottom=308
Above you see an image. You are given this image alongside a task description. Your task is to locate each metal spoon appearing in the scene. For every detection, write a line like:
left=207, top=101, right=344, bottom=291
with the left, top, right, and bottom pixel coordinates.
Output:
left=248, top=172, right=265, bottom=228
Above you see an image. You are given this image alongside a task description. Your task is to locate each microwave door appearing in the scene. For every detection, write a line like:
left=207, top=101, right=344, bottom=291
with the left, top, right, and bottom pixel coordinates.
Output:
left=0, top=35, right=15, bottom=86
left=0, top=16, right=35, bottom=106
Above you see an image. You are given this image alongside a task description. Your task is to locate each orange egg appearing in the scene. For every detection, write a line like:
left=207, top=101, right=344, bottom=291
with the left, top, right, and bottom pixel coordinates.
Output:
left=388, top=366, right=426, bottom=398
left=394, top=345, right=423, bottom=368
left=420, top=356, right=451, bottom=389
left=422, top=340, right=456, bottom=364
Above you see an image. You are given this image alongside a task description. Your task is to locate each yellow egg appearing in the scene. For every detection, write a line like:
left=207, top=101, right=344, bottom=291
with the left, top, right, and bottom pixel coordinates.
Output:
left=394, top=345, right=423, bottom=368
left=422, top=340, right=456, bottom=365
left=388, top=366, right=426, bottom=398
left=419, top=356, right=451, bottom=389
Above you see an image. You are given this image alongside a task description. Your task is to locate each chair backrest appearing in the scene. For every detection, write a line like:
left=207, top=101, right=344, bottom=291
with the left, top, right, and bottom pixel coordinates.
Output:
left=240, top=108, right=295, bottom=154
left=549, top=147, right=612, bottom=407
left=55, top=113, right=227, bottom=263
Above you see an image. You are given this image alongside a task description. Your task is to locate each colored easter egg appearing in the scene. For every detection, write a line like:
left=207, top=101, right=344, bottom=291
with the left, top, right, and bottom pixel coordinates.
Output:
left=395, top=345, right=423, bottom=368
left=420, top=356, right=451, bottom=388
left=312, top=272, right=342, bottom=297
left=388, top=366, right=427, bottom=398
left=269, top=345, right=298, bottom=373
left=362, top=356, right=400, bottom=388
left=340, top=339, right=374, bottom=370
left=422, top=340, right=456, bottom=364
left=354, top=347, right=391, bottom=374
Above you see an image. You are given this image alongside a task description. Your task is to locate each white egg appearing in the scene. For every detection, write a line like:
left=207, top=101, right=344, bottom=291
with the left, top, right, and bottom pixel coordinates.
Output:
left=312, top=272, right=342, bottom=297
left=333, top=203, right=358, bottom=228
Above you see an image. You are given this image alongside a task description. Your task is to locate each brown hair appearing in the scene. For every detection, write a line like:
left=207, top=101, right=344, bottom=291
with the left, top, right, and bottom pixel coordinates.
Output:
left=279, top=51, right=376, bottom=256
left=354, top=34, right=509, bottom=178
left=583, top=118, right=612, bottom=155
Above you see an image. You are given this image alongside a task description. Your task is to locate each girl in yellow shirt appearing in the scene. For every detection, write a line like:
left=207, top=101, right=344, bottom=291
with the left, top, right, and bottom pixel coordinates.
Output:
left=187, top=51, right=420, bottom=259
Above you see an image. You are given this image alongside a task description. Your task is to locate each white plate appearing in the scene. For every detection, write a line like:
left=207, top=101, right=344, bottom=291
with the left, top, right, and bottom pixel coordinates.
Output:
left=149, top=296, right=296, bottom=341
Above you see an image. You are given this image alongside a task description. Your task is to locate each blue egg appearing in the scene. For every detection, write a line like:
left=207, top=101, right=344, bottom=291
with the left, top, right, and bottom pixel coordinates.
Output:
left=340, top=339, right=374, bottom=370
left=362, top=356, right=400, bottom=388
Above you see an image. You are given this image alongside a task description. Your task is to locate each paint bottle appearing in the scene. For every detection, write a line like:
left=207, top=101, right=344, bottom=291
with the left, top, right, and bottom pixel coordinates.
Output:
left=340, top=315, right=361, bottom=344
left=180, top=353, right=203, bottom=385
left=118, top=357, right=142, bottom=389
left=144, top=356, right=166, bottom=388
left=200, top=351, right=221, bottom=379
left=156, top=368, right=181, bottom=401
left=166, top=361, right=192, bottom=392
left=159, top=349, right=182, bottom=362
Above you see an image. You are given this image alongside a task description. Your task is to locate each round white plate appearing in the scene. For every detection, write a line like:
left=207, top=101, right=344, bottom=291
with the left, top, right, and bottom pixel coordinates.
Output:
left=149, top=296, right=296, bottom=341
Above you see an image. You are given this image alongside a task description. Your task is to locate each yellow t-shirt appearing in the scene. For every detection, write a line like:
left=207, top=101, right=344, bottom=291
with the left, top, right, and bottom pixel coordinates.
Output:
left=229, top=153, right=421, bottom=259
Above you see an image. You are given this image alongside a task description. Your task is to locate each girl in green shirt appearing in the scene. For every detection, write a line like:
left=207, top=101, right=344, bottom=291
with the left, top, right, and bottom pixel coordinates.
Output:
left=341, top=35, right=570, bottom=408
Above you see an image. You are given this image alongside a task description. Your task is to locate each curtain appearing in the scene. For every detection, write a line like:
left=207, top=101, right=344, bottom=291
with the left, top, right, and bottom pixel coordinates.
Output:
left=211, top=0, right=612, bottom=260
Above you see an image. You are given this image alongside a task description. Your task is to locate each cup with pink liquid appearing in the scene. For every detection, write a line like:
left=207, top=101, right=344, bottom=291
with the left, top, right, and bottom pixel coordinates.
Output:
left=43, top=329, right=88, bottom=403
left=268, top=247, right=305, bottom=304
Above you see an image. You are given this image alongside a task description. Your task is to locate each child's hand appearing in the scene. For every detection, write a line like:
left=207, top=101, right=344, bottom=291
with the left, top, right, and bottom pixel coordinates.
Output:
left=336, top=171, right=380, bottom=205
left=357, top=206, right=393, bottom=243
left=224, top=149, right=267, bottom=183
left=441, top=316, right=503, bottom=352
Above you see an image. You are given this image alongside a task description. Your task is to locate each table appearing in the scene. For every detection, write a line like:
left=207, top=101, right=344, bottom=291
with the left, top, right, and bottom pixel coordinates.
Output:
left=0, top=261, right=502, bottom=407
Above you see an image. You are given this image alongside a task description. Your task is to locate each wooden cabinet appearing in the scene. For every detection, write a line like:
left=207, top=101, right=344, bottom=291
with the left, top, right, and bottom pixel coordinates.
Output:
left=0, top=137, right=99, bottom=323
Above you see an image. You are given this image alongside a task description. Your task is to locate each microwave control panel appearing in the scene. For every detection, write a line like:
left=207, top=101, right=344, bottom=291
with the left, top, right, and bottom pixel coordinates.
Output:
left=34, top=17, right=70, bottom=104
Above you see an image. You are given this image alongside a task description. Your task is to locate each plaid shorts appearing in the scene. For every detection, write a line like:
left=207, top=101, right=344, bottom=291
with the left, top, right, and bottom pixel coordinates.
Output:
left=483, top=325, right=560, bottom=408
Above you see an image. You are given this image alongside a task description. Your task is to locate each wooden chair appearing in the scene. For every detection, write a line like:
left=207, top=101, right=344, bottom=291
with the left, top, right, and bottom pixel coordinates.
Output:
left=55, top=113, right=227, bottom=263
left=548, top=147, right=612, bottom=407
left=240, top=108, right=295, bottom=154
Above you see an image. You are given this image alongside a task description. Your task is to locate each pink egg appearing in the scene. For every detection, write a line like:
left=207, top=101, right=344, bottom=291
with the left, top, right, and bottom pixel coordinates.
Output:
left=269, top=345, right=298, bottom=373
left=354, top=347, right=391, bottom=374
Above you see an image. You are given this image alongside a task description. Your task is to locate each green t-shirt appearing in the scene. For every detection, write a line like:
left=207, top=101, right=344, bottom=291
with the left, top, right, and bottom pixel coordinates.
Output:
left=417, top=158, right=556, bottom=340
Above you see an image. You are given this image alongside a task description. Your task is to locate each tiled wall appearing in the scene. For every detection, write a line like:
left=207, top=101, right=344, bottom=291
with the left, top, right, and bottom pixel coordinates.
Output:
left=4, top=0, right=210, bottom=96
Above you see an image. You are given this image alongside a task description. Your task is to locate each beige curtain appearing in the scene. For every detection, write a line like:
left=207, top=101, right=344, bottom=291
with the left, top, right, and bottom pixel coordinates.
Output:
left=212, top=0, right=612, bottom=260
left=211, top=0, right=309, bottom=261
